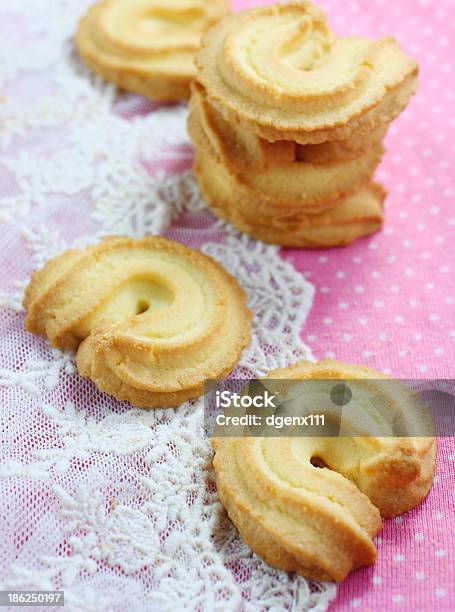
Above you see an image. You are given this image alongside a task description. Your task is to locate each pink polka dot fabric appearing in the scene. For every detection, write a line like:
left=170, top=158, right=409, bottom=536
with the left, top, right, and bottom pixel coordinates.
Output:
left=233, top=0, right=455, bottom=609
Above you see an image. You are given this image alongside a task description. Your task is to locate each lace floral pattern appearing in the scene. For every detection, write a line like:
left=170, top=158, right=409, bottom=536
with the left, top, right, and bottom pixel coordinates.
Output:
left=0, top=1, right=336, bottom=609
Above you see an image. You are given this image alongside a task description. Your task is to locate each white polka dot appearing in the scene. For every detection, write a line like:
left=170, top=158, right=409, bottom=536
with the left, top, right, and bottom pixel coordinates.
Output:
left=352, top=256, right=362, bottom=264
left=435, top=511, right=444, bottom=520
left=319, top=256, right=328, bottom=263
left=355, top=286, right=364, bottom=293
left=336, top=271, right=346, bottom=279
left=375, top=536, right=382, bottom=545
left=391, top=285, right=400, bottom=293
left=387, top=255, right=397, bottom=264
left=435, top=549, right=447, bottom=557
left=320, top=287, right=330, bottom=294
left=405, top=268, right=415, bottom=277
left=399, top=211, right=409, bottom=219
left=383, top=367, right=392, bottom=375
left=430, top=313, right=440, bottom=322
left=417, top=223, right=426, bottom=231
left=410, top=299, right=419, bottom=307
left=379, top=332, right=388, bottom=341
left=325, top=351, right=335, bottom=359
left=430, top=206, right=440, bottom=215
left=416, top=570, right=425, bottom=580
left=421, top=252, right=430, bottom=259
left=358, top=317, right=368, bottom=325
left=450, top=330, right=455, bottom=338
left=374, top=300, right=384, bottom=309
left=436, top=588, right=447, bottom=599
left=307, top=335, right=316, bottom=342
left=369, top=242, right=378, bottom=250
left=394, top=553, right=405, bottom=562
left=415, top=533, right=424, bottom=542
left=402, top=239, right=412, bottom=247
left=426, top=283, right=435, bottom=290
left=395, top=315, right=404, bottom=324
left=440, top=265, right=450, bottom=273
left=338, top=301, right=349, bottom=309
left=394, top=516, right=404, bottom=524
left=415, top=333, right=423, bottom=341
left=434, top=347, right=444, bottom=356
left=351, top=599, right=361, bottom=609
left=343, top=334, right=352, bottom=342
left=371, top=271, right=381, bottom=279
left=323, top=317, right=333, bottom=325
left=392, top=595, right=404, bottom=604
left=419, top=364, right=428, bottom=373
left=445, top=297, right=454, bottom=305
left=372, top=575, right=382, bottom=585
left=362, top=350, right=373, bottom=358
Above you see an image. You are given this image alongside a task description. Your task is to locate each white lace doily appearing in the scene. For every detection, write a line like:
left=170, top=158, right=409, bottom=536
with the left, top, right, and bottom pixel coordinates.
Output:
left=0, top=1, right=336, bottom=610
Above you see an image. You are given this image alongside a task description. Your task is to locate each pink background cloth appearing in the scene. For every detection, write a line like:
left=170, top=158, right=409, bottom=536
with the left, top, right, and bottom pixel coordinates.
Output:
left=233, top=0, right=455, bottom=609
left=0, top=0, right=453, bottom=609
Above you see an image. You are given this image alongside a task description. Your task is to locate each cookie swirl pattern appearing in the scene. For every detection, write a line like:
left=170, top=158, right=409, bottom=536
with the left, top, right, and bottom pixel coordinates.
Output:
left=196, top=1, right=418, bottom=144
left=77, top=0, right=229, bottom=101
left=212, top=360, right=435, bottom=582
left=24, top=237, right=252, bottom=408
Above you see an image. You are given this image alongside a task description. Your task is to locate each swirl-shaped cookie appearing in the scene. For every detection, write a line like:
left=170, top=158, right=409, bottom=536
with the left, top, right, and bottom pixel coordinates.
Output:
left=77, top=0, right=229, bottom=101
left=213, top=361, right=435, bottom=581
left=189, top=83, right=384, bottom=211
left=194, top=146, right=385, bottom=247
left=24, top=237, right=251, bottom=408
left=196, top=1, right=418, bottom=143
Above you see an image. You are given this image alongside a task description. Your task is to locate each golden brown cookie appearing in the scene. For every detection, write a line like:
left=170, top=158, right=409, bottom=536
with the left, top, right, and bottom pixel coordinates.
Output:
left=194, top=147, right=385, bottom=248
left=196, top=1, right=418, bottom=144
left=24, top=236, right=251, bottom=408
left=212, top=360, right=436, bottom=581
left=188, top=83, right=385, bottom=212
left=77, top=0, right=229, bottom=101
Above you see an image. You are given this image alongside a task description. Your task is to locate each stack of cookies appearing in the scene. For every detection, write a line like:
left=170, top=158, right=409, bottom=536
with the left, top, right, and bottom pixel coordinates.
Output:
left=189, top=1, right=419, bottom=248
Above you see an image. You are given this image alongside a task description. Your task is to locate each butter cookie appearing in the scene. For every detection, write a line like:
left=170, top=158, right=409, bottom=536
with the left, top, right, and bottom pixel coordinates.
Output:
left=24, top=236, right=251, bottom=408
left=212, top=360, right=435, bottom=581
left=196, top=1, right=418, bottom=144
left=194, top=148, right=385, bottom=247
left=77, top=0, right=229, bottom=101
left=189, top=83, right=384, bottom=212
